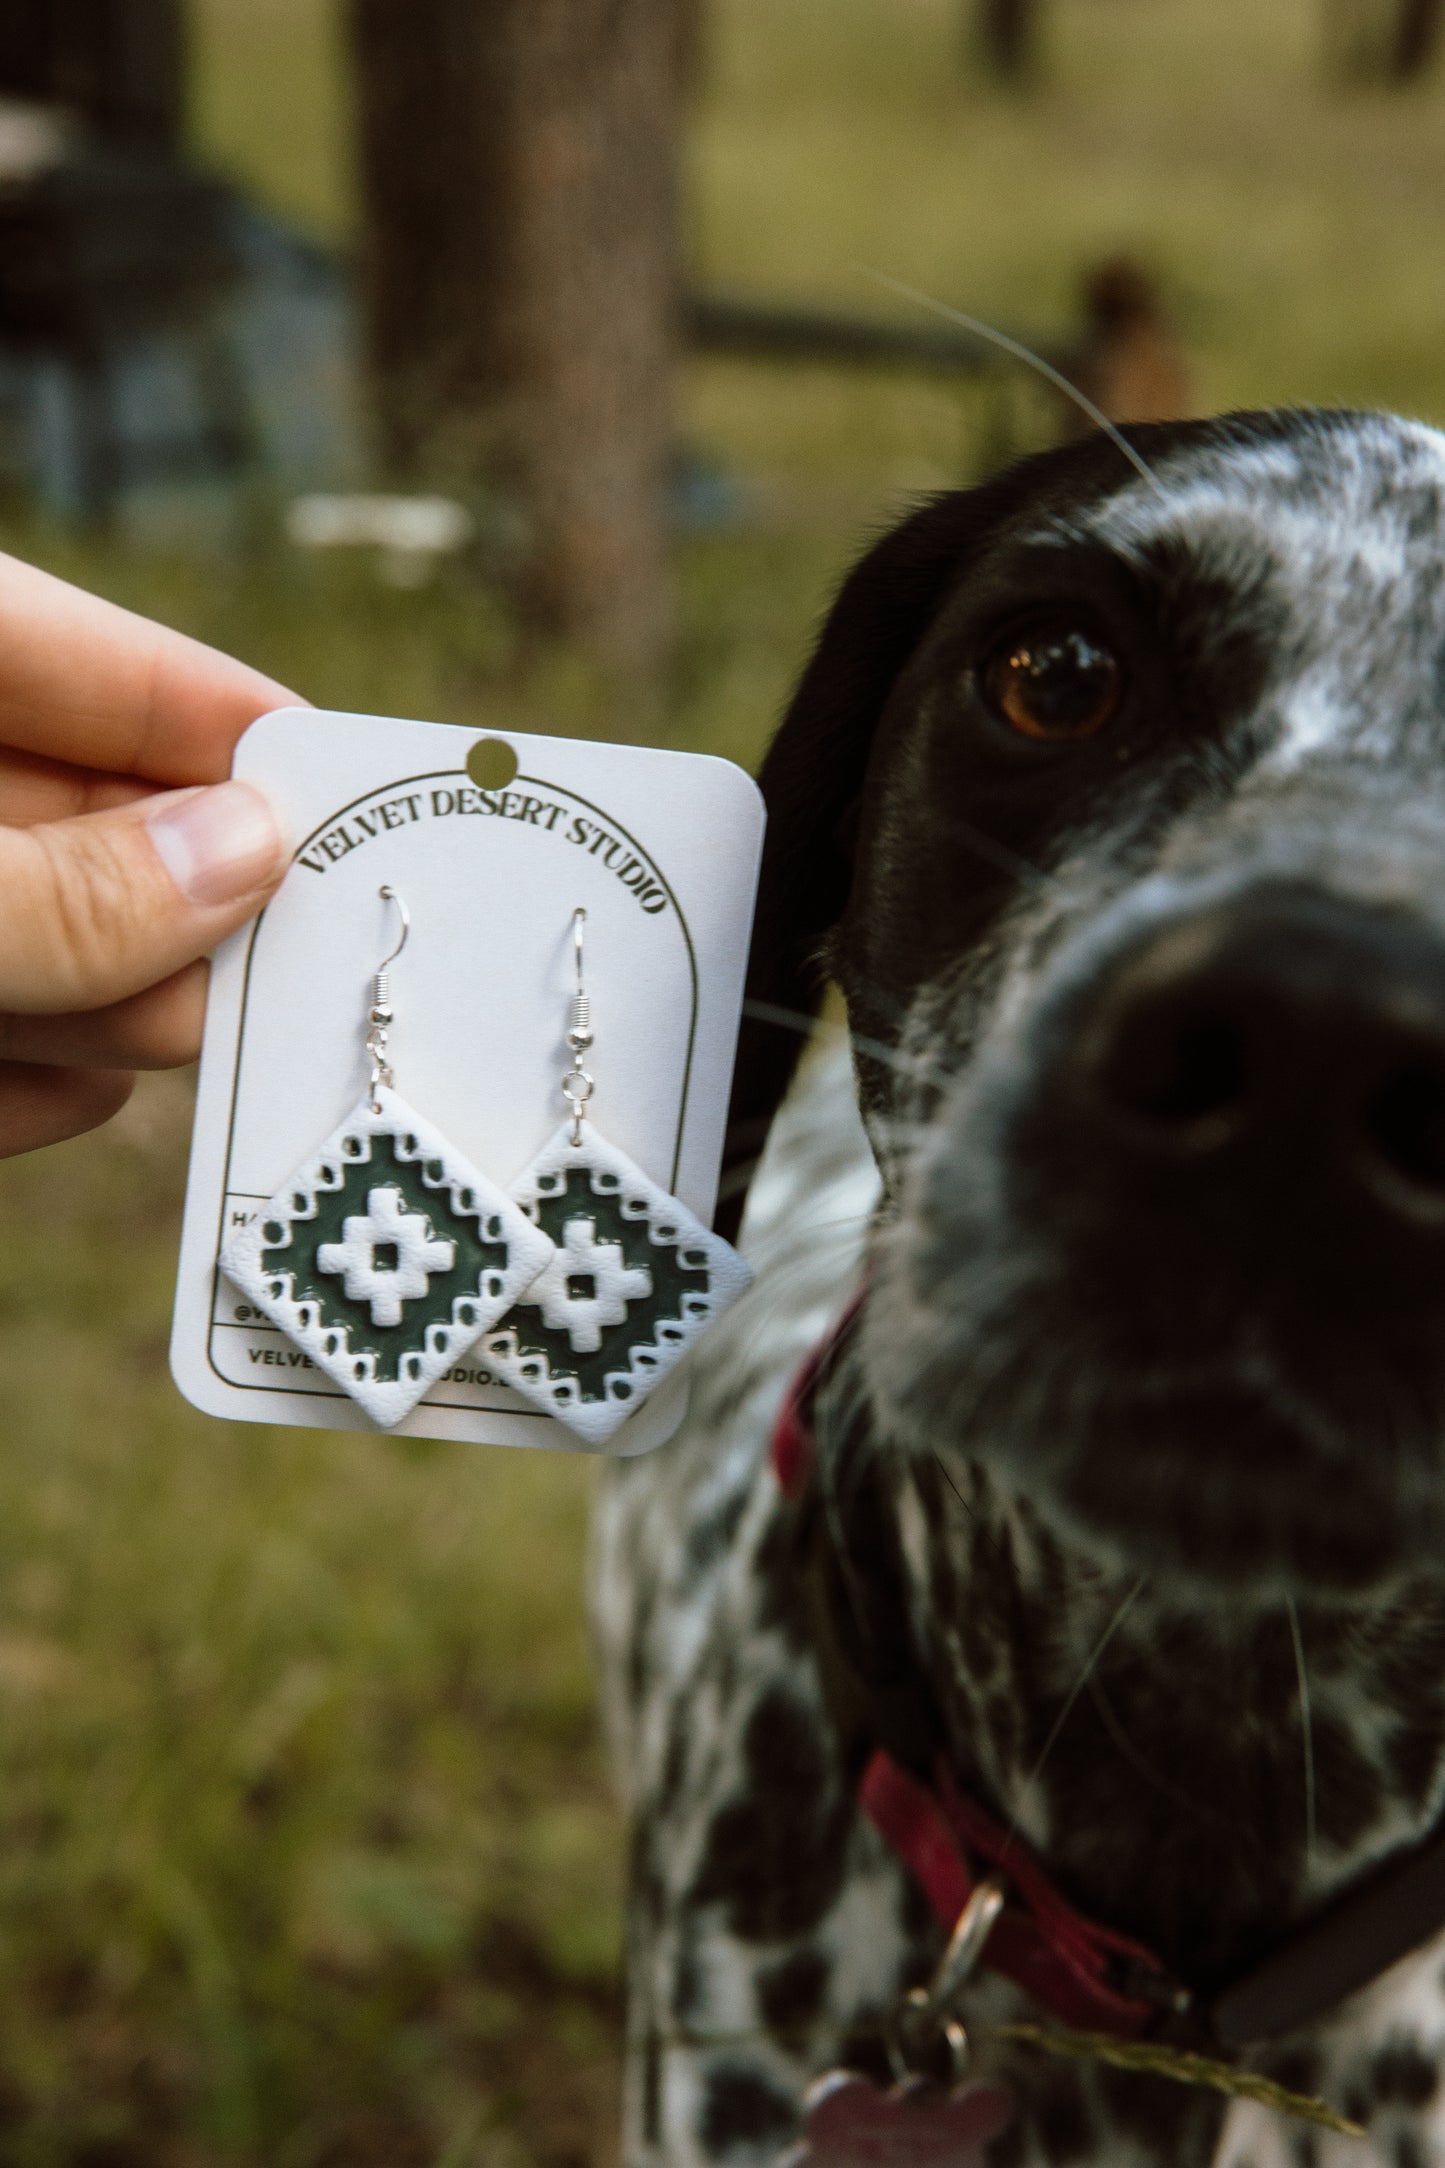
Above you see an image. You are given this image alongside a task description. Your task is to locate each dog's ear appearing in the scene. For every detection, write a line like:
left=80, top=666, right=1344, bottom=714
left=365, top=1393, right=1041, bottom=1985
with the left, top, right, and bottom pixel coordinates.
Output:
left=716, top=424, right=1180, bottom=1239
left=717, top=490, right=984, bottom=1239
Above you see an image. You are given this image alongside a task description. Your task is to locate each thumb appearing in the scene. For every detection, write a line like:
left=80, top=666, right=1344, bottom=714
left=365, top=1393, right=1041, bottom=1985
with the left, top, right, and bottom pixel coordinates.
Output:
left=0, top=780, right=290, bottom=1014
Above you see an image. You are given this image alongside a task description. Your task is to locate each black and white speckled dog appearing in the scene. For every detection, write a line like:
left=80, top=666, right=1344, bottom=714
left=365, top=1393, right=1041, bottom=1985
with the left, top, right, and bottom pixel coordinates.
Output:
left=595, top=409, right=1445, bottom=2168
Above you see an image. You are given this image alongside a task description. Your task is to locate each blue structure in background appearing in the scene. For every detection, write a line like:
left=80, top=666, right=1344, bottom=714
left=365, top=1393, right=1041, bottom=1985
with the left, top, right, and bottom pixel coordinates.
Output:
left=0, top=0, right=363, bottom=540
left=0, top=136, right=364, bottom=534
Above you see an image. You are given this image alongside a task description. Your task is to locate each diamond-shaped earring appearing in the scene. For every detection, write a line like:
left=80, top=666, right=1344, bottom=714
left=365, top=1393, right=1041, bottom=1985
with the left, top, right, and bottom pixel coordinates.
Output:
left=480, top=908, right=751, bottom=1444
left=221, top=886, right=553, bottom=1428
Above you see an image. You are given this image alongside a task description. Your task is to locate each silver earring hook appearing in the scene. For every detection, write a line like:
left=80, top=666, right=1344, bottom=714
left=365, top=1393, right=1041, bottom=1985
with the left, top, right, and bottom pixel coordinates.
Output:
left=368, top=885, right=408, bottom=1112
left=377, top=884, right=410, bottom=972
left=563, top=907, right=595, bottom=1145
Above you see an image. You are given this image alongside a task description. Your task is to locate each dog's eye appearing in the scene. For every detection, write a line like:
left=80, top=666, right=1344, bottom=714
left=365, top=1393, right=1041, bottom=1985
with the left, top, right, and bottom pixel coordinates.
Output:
left=983, top=624, right=1122, bottom=741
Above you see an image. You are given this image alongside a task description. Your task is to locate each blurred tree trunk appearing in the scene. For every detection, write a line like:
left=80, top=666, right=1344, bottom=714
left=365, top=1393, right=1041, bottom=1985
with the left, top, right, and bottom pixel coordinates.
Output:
left=974, top=0, right=1038, bottom=81
left=1323, top=0, right=1443, bottom=79
left=347, top=0, right=693, bottom=674
left=1394, top=0, right=1443, bottom=75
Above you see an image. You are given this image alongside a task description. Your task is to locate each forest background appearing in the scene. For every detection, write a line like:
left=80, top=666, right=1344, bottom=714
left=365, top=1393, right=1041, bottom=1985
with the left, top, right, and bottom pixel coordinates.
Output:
left=0, top=0, right=1442, bottom=2161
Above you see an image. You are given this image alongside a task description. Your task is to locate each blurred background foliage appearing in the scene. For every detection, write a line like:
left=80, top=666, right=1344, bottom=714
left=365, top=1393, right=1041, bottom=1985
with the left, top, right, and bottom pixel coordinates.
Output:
left=0, top=0, right=1441, bottom=2160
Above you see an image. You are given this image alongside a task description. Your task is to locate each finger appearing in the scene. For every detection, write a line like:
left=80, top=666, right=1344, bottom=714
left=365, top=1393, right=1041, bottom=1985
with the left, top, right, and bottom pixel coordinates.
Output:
left=0, top=551, right=303, bottom=785
left=0, top=1063, right=135, bottom=1159
left=0, top=781, right=290, bottom=1014
left=0, top=963, right=209, bottom=1069
left=0, top=744, right=152, bottom=828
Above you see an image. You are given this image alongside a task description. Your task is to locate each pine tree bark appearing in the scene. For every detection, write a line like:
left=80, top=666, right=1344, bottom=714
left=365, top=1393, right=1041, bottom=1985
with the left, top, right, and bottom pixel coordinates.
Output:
left=347, top=0, right=690, bottom=675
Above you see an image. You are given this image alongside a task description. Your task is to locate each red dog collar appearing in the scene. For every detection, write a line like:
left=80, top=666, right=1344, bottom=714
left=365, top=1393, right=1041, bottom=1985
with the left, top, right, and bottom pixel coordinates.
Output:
left=859, top=1751, right=1171, bottom=2035
left=770, top=1299, right=1445, bottom=2052
left=768, top=1299, right=1175, bottom=2038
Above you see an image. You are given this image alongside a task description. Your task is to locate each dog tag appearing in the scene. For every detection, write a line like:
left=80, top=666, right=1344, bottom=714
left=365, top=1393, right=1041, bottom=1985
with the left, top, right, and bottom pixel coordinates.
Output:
left=784, top=2072, right=1014, bottom=2167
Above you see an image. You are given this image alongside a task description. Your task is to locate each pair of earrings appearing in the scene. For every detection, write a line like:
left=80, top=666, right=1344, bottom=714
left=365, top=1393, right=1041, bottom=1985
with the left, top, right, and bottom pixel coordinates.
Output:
left=221, top=889, right=750, bottom=1441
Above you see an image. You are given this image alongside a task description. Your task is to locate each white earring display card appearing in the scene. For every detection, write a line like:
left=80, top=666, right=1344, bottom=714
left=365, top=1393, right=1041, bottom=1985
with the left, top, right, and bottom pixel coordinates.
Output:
left=171, top=709, right=765, bottom=1454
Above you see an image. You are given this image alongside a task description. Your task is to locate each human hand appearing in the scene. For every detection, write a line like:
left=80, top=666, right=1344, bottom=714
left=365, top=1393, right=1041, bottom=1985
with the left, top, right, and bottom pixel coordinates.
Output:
left=0, top=550, right=299, bottom=1157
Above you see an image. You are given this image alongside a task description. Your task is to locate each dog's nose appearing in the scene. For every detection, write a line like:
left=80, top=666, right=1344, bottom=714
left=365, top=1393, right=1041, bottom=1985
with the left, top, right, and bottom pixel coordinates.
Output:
left=1075, top=887, right=1445, bottom=1226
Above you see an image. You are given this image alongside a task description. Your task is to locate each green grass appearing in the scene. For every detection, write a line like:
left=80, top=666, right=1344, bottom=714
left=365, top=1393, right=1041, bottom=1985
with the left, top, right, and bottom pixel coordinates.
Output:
left=2, top=0, right=1445, bottom=2158
left=0, top=1083, right=622, bottom=2167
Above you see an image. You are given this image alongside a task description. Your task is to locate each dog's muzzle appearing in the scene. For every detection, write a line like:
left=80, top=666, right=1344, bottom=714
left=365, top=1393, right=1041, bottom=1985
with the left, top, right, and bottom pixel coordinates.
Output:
left=897, top=878, right=1445, bottom=1588
left=1061, top=882, right=1445, bottom=1266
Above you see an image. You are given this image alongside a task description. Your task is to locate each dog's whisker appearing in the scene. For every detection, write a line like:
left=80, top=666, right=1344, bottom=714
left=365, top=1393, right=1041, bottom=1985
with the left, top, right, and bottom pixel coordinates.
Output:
left=725, top=1225, right=874, bottom=1327
left=1285, top=1596, right=1318, bottom=1869
left=1007, top=1577, right=1148, bottom=1845
left=1084, top=1671, right=1240, bottom=1837
left=740, top=997, right=952, bottom=1088
left=935, top=812, right=1062, bottom=895
left=928, top=1450, right=1028, bottom=1587
left=857, top=266, right=1165, bottom=496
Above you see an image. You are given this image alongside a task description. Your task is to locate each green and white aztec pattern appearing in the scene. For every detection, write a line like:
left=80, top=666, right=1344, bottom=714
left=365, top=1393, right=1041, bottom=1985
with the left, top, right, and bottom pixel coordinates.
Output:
left=481, top=1121, right=752, bottom=1445
left=220, top=1087, right=554, bottom=1427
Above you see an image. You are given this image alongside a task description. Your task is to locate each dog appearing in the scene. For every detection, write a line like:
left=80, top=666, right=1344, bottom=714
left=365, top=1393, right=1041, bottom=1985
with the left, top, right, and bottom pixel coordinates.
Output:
left=594, top=408, right=1445, bottom=2167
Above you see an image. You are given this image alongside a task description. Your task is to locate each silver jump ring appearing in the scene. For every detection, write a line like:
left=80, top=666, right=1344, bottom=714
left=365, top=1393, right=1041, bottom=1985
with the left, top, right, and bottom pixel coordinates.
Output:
left=888, top=1992, right=970, bottom=2086
left=885, top=1877, right=1005, bottom=2084
left=925, top=1877, right=1006, bottom=2019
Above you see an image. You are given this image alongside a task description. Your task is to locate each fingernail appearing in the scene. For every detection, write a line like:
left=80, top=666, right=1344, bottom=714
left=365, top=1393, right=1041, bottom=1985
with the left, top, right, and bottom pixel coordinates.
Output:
left=146, top=781, right=289, bottom=906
